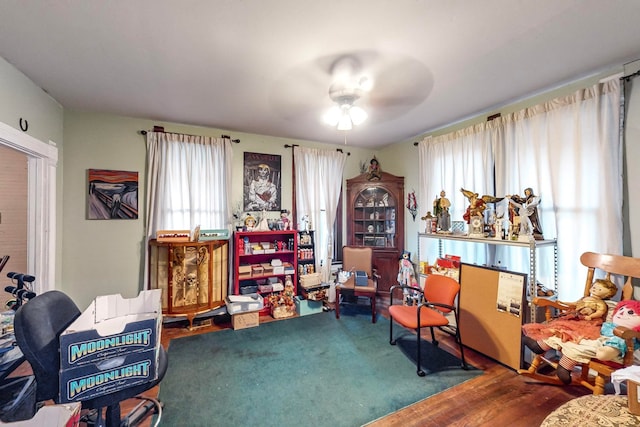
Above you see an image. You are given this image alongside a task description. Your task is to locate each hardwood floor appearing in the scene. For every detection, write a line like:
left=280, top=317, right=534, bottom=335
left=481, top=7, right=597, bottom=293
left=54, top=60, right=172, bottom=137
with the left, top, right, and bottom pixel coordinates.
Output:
left=13, top=302, right=588, bottom=426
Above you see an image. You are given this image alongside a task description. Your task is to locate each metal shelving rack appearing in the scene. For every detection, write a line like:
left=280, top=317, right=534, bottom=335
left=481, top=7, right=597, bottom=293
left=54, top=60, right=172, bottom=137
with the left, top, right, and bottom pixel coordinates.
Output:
left=418, top=232, right=558, bottom=322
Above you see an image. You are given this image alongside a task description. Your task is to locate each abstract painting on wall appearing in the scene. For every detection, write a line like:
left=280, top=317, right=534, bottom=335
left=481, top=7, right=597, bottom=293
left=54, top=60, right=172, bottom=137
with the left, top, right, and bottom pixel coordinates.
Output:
left=87, top=169, right=138, bottom=220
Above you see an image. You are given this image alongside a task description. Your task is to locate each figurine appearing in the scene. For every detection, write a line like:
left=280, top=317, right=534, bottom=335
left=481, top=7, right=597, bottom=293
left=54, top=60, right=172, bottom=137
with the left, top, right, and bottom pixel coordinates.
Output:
left=508, top=188, right=543, bottom=240
left=244, top=215, right=256, bottom=230
left=421, top=211, right=436, bottom=233
left=280, top=209, right=291, bottom=230
left=460, top=188, right=487, bottom=223
left=397, top=250, right=419, bottom=305
left=300, top=214, right=310, bottom=232
left=255, top=209, right=270, bottom=231
left=433, top=190, right=451, bottom=232
left=367, top=157, right=382, bottom=181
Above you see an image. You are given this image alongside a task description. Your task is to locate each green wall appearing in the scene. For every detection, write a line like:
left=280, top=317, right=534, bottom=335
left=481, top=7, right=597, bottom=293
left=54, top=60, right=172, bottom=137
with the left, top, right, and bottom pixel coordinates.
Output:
left=2, top=54, right=639, bottom=308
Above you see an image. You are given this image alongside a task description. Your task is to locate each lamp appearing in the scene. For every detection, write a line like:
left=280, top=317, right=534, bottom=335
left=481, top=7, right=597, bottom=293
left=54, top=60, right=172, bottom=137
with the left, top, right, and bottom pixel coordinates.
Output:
left=323, top=75, right=371, bottom=131
left=323, top=94, right=368, bottom=130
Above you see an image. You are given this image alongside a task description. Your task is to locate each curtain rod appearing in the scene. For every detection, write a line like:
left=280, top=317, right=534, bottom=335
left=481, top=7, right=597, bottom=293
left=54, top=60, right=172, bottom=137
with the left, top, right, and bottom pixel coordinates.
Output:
left=139, top=127, right=240, bottom=143
left=284, top=144, right=350, bottom=155
left=621, top=68, right=640, bottom=82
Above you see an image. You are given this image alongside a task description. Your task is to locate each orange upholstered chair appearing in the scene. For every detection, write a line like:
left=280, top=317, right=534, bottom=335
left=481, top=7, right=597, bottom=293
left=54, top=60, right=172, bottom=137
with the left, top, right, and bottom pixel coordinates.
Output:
left=389, top=274, right=467, bottom=376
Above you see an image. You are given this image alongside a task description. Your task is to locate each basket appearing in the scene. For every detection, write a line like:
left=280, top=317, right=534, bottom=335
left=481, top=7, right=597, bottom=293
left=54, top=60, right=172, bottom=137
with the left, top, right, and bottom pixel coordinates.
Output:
left=271, top=304, right=296, bottom=319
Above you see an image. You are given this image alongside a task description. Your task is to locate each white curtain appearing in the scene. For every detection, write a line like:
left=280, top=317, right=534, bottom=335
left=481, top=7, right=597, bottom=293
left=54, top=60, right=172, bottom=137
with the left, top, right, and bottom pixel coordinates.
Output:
left=500, top=80, right=622, bottom=298
left=419, top=78, right=622, bottom=300
left=294, top=146, right=347, bottom=282
left=418, top=123, right=496, bottom=265
left=144, top=132, right=234, bottom=283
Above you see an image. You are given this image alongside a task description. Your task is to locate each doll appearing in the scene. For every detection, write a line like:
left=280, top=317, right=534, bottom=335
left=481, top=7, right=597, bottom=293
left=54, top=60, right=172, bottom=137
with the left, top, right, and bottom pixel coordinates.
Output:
left=524, top=298, right=640, bottom=385
left=522, top=278, right=617, bottom=344
left=280, top=209, right=291, bottom=230
left=595, top=300, right=640, bottom=361
left=397, top=250, right=419, bottom=305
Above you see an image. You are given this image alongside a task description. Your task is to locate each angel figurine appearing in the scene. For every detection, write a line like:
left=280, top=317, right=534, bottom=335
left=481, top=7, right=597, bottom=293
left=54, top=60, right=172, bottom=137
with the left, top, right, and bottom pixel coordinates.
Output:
left=460, top=188, right=504, bottom=224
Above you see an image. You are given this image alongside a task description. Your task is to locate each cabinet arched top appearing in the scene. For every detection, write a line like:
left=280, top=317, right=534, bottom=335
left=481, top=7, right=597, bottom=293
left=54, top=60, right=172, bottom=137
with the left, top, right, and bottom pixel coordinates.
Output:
left=346, top=171, right=405, bottom=185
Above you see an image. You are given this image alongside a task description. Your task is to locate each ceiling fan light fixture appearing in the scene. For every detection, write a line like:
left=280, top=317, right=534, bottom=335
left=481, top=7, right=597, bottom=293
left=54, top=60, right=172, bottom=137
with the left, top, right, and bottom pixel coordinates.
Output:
left=349, top=105, right=368, bottom=125
left=323, top=105, right=342, bottom=126
left=337, top=113, right=353, bottom=131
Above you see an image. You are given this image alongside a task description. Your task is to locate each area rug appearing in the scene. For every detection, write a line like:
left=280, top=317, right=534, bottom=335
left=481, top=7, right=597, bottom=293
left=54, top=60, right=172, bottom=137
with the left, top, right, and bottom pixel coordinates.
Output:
left=157, top=310, right=481, bottom=426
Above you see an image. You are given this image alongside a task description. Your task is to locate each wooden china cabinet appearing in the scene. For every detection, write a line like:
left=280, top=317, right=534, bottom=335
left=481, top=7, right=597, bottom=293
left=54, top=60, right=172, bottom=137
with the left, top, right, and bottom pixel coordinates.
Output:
left=346, top=170, right=404, bottom=294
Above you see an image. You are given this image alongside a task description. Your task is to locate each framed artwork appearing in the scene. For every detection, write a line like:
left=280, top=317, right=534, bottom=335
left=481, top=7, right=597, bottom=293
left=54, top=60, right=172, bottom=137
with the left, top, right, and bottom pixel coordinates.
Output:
left=87, top=169, right=138, bottom=220
left=243, top=152, right=281, bottom=212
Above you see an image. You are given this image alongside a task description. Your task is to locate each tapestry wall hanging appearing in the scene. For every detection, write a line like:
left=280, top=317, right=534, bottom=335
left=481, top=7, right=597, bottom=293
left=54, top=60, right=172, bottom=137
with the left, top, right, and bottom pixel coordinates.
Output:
left=87, top=169, right=139, bottom=220
left=243, top=152, right=281, bottom=212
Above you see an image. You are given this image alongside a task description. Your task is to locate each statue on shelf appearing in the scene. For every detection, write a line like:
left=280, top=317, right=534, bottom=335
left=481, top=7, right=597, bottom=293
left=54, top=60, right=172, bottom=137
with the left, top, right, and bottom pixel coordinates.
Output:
left=255, top=209, right=271, bottom=231
left=433, top=190, right=451, bottom=232
left=460, top=188, right=505, bottom=225
left=367, top=157, right=382, bottom=181
left=279, top=209, right=291, bottom=230
left=421, top=211, right=435, bottom=233
left=460, top=188, right=487, bottom=223
left=507, top=187, right=543, bottom=240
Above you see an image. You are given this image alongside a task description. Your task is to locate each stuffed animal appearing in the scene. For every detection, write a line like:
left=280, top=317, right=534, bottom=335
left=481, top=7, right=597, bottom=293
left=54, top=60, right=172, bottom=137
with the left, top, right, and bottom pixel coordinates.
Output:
left=594, top=300, right=640, bottom=361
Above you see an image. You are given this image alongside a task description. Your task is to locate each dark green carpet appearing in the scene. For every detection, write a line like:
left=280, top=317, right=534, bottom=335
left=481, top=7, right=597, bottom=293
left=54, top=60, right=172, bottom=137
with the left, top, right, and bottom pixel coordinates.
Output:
left=157, top=309, right=481, bottom=426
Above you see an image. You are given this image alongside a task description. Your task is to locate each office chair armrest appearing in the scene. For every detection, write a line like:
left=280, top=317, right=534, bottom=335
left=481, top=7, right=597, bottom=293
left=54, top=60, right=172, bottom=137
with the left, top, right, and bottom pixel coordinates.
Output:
left=389, top=284, right=423, bottom=306
left=421, top=301, right=455, bottom=312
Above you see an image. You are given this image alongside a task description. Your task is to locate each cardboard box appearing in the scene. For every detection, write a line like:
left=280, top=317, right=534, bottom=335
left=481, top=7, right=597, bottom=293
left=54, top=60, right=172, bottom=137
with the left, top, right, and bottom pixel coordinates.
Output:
left=58, top=290, right=162, bottom=403
left=60, top=290, right=161, bottom=368
left=4, top=402, right=81, bottom=427
left=198, top=228, right=229, bottom=241
left=628, top=380, right=640, bottom=415
left=59, top=348, right=159, bottom=403
left=232, top=311, right=259, bottom=330
left=295, top=296, right=323, bottom=316
left=155, top=230, right=190, bottom=242
left=225, top=294, right=264, bottom=314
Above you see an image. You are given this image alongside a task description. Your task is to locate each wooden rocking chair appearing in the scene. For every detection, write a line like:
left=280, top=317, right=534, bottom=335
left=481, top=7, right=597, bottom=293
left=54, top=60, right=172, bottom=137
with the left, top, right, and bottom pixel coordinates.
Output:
left=517, top=251, right=640, bottom=395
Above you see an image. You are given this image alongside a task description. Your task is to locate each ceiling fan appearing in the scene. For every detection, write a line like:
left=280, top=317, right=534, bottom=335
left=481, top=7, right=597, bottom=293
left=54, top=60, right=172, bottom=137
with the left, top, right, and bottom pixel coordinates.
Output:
left=323, top=56, right=373, bottom=130
left=268, top=50, right=434, bottom=131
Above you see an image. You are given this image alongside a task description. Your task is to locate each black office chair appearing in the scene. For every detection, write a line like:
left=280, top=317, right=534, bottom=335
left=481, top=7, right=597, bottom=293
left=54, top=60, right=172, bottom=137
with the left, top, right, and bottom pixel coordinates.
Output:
left=14, top=290, right=168, bottom=427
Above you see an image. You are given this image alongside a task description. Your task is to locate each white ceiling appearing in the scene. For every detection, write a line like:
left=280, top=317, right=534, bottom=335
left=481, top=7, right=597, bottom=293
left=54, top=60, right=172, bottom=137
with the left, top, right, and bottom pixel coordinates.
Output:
left=1, top=0, right=640, bottom=148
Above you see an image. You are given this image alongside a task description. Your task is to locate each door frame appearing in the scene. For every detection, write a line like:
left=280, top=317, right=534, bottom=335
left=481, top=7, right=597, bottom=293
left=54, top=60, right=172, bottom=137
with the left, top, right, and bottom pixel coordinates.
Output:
left=0, top=121, right=57, bottom=294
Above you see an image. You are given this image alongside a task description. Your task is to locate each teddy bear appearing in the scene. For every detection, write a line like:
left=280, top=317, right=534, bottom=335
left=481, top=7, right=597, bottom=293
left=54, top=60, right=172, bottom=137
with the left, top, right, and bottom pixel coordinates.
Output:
left=524, top=298, right=640, bottom=384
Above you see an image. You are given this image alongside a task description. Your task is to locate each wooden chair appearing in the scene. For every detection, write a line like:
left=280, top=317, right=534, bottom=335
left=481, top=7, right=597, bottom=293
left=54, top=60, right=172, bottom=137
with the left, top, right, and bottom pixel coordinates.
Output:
left=518, top=251, right=640, bottom=395
left=388, top=274, right=467, bottom=376
left=335, top=246, right=378, bottom=323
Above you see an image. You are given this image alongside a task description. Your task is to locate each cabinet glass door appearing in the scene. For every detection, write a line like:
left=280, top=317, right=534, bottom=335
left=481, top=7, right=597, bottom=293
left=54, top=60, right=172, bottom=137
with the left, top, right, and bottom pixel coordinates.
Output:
left=353, top=186, right=397, bottom=249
